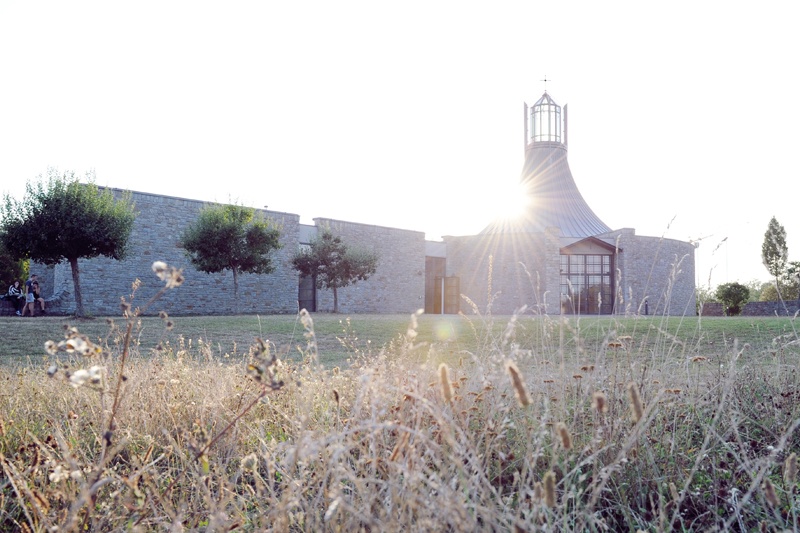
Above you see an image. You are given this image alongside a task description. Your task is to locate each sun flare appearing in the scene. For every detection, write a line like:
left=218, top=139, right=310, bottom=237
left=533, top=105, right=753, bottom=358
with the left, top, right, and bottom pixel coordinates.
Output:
left=486, top=180, right=529, bottom=221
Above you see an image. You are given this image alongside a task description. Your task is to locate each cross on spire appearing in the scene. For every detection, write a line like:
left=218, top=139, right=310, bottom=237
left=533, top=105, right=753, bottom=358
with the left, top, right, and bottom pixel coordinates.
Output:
left=541, top=75, right=551, bottom=93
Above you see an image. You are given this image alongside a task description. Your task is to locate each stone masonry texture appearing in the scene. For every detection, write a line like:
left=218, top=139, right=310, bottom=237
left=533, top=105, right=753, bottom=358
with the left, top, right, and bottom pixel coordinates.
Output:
left=40, top=190, right=426, bottom=316
left=29, top=189, right=695, bottom=318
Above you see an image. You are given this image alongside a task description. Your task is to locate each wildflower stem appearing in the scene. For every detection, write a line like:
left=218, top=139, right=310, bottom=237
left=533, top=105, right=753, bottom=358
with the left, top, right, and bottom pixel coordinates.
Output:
left=105, top=319, right=134, bottom=454
left=194, top=383, right=268, bottom=461
left=106, top=286, right=169, bottom=451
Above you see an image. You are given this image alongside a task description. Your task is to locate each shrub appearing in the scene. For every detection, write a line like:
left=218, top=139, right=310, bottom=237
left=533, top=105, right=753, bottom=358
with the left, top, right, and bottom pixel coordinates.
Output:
left=715, top=281, right=750, bottom=316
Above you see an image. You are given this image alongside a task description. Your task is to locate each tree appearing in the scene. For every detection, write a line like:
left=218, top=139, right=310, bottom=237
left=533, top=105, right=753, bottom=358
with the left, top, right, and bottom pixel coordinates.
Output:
left=760, top=282, right=779, bottom=302
left=762, top=216, right=788, bottom=291
left=0, top=169, right=136, bottom=317
left=695, top=284, right=717, bottom=315
left=762, top=262, right=800, bottom=301
left=0, top=239, right=26, bottom=290
left=715, top=282, right=750, bottom=316
left=181, top=203, right=281, bottom=312
left=743, top=279, right=765, bottom=302
left=292, top=230, right=379, bottom=313
left=786, top=261, right=800, bottom=300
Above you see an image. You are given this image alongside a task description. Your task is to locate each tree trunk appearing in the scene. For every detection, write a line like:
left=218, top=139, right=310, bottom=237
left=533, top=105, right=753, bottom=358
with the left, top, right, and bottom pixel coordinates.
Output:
left=332, top=286, right=339, bottom=313
left=233, top=268, right=239, bottom=315
left=69, top=256, right=85, bottom=317
left=775, top=276, right=784, bottom=301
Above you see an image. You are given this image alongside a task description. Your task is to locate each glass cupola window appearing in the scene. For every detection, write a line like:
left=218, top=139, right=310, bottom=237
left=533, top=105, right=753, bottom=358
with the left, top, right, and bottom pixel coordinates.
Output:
left=529, top=92, right=562, bottom=143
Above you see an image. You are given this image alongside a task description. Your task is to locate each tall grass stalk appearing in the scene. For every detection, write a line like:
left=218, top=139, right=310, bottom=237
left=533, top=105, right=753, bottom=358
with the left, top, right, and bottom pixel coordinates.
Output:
left=1, top=265, right=800, bottom=530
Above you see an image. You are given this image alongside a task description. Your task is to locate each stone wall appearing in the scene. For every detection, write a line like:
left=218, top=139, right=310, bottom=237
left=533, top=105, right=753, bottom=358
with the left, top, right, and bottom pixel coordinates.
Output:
left=44, top=189, right=428, bottom=316
left=443, top=231, right=549, bottom=315
left=34, top=188, right=696, bottom=318
left=49, top=190, right=301, bottom=316
left=309, top=218, right=426, bottom=314
left=444, top=227, right=695, bottom=317
left=699, top=301, right=800, bottom=317
left=606, top=229, right=696, bottom=316
left=0, top=298, right=21, bottom=316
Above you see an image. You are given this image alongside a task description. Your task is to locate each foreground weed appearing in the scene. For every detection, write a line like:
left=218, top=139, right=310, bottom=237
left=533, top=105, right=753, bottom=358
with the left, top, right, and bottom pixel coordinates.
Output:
left=2, top=267, right=800, bottom=531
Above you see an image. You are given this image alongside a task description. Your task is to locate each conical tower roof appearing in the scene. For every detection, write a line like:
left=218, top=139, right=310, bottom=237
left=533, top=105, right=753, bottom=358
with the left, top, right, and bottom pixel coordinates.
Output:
left=482, top=92, right=611, bottom=238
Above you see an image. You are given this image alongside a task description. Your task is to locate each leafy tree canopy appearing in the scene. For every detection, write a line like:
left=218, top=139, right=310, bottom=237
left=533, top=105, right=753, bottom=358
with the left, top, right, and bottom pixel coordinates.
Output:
left=715, top=282, right=750, bottom=316
left=760, top=262, right=800, bottom=301
left=181, top=203, right=281, bottom=309
left=292, top=230, right=378, bottom=313
left=0, top=168, right=136, bottom=316
left=0, top=240, right=26, bottom=290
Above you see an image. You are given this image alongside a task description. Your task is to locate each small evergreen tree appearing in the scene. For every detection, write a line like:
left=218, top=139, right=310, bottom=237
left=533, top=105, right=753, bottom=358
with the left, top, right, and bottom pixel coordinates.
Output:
left=292, top=230, right=378, bottom=313
left=181, top=203, right=281, bottom=313
left=0, top=169, right=136, bottom=317
left=715, top=282, right=750, bottom=316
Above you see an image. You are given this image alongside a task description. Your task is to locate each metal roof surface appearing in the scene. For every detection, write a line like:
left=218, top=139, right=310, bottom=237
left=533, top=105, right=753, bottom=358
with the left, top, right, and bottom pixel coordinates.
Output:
left=481, top=141, right=611, bottom=238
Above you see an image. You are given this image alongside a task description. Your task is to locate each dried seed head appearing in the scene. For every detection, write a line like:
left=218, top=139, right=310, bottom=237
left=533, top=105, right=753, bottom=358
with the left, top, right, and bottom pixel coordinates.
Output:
left=68, top=366, right=105, bottom=389
left=763, top=477, right=779, bottom=508
left=438, top=363, right=453, bottom=403
left=241, top=453, right=258, bottom=471
left=543, top=471, right=557, bottom=508
left=785, top=452, right=797, bottom=486
left=669, top=482, right=679, bottom=502
left=556, top=422, right=572, bottom=450
left=627, top=382, right=643, bottom=423
left=505, top=361, right=531, bottom=407
left=44, top=341, right=58, bottom=355
left=592, top=391, right=608, bottom=414
left=533, top=481, right=543, bottom=502
left=152, top=261, right=184, bottom=288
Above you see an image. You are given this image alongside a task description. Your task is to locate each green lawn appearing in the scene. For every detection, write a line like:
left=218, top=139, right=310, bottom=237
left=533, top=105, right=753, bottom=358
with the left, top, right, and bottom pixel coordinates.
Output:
left=3, top=310, right=800, bottom=530
left=3, top=311, right=798, bottom=369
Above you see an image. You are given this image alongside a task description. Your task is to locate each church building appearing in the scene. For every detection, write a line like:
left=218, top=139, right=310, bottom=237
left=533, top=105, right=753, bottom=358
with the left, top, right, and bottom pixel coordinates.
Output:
left=439, top=91, right=696, bottom=316
left=38, top=91, right=695, bottom=317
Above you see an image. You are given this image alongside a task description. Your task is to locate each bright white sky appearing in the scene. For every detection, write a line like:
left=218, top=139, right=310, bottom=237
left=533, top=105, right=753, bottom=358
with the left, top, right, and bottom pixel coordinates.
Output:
left=2, top=1, right=798, bottom=291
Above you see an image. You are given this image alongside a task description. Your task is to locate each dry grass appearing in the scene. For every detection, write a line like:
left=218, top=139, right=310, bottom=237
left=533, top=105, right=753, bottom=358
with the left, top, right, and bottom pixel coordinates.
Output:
left=2, top=265, right=800, bottom=531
